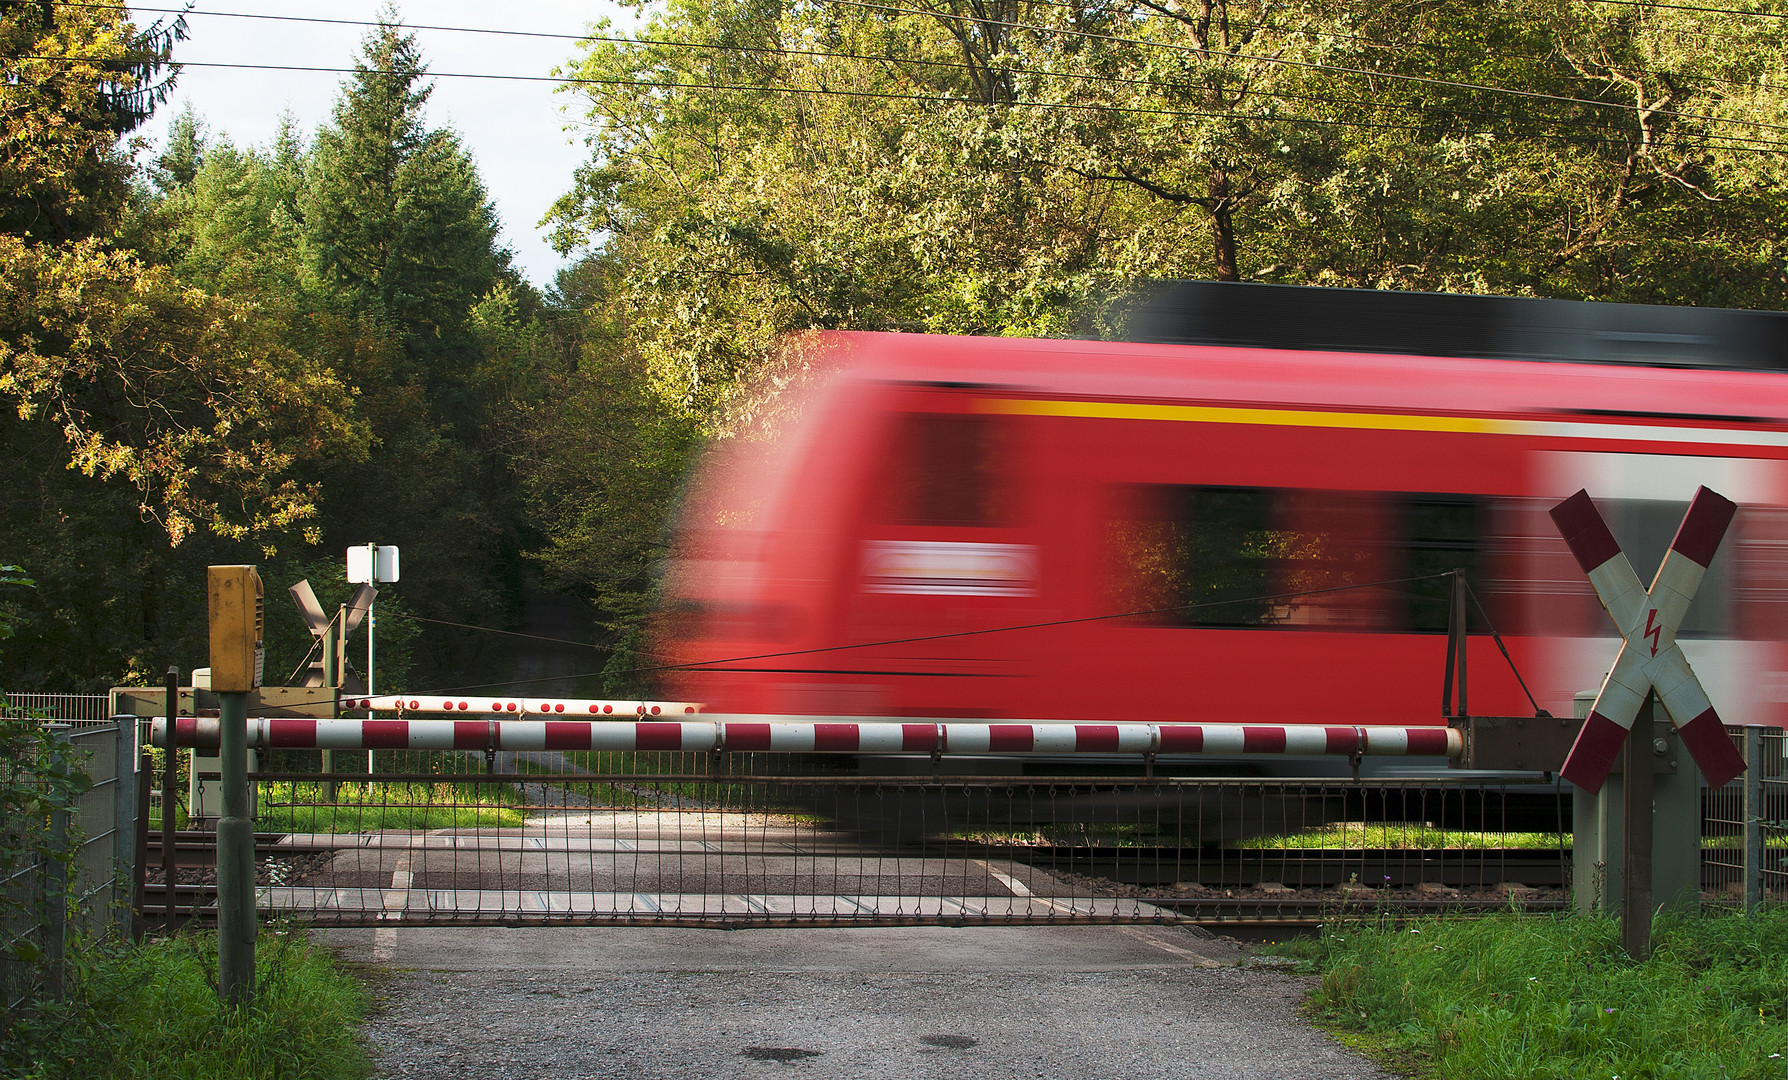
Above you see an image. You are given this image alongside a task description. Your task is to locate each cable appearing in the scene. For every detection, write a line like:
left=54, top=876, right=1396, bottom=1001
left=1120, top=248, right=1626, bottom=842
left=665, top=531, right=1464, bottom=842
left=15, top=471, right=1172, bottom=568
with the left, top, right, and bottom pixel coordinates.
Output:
left=1573, top=0, right=1788, bottom=19
left=377, top=571, right=1467, bottom=695
left=18, top=54, right=1788, bottom=153
left=820, top=0, right=1788, bottom=135
left=229, top=569, right=1470, bottom=707
left=114, top=0, right=1788, bottom=95
left=1460, top=575, right=1547, bottom=716
left=59, top=4, right=1788, bottom=144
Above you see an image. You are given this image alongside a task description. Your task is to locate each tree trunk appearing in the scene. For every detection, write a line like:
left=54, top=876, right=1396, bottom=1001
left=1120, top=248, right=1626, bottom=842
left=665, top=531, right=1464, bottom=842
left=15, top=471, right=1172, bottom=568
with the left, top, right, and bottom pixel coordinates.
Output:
left=1209, top=171, right=1239, bottom=281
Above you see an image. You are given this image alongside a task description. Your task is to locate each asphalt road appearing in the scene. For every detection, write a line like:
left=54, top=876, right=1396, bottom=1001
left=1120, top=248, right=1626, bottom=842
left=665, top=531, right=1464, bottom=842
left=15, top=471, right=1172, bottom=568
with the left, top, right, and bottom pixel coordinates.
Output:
left=322, top=923, right=1396, bottom=1080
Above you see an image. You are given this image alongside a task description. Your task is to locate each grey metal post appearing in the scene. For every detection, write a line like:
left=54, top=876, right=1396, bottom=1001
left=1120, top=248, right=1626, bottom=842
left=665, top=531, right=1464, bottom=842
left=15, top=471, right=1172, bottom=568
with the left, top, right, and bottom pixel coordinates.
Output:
left=216, top=690, right=255, bottom=1008
left=1622, top=693, right=1655, bottom=961
left=131, top=749, right=151, bottom=941
left=1746, top=725, right=1765, bottom=915
left=112, top=717, right=136, bottom=936
left=366, top=551, right=376, bottom=774
left=162, top=667, right=178, bottom=931
left=321, top=609, right=338, bottom=801
left=44, top=724, right=69, bottom=1001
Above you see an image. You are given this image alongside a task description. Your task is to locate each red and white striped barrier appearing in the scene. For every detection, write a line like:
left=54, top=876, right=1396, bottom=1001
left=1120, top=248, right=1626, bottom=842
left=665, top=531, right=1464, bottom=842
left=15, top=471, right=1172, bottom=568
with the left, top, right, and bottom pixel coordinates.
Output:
left=1549, top=487, right=1747, bottom=793
left=149, top=717, right=1460, bottom=757
left=338, top=695, right=701, bottom=717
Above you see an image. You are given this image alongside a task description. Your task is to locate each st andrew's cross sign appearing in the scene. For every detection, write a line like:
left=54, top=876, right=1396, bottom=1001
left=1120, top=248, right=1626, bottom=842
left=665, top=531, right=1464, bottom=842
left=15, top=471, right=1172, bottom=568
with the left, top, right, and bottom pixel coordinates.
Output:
left=1549, top=487, right=1748, bottom=794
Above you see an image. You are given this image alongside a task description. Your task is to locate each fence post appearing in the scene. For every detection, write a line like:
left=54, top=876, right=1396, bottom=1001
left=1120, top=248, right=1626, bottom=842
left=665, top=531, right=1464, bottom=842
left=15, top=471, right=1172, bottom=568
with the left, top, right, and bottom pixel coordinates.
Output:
left=163, top=667, right=179, bottom=932
left=112, top=717, right=136, bottom=939
left=43, top=724, right=69, bottom=1001
left=132, top=749, right=151, bottom=941
left=1746, top=725, right=1765, bottom=916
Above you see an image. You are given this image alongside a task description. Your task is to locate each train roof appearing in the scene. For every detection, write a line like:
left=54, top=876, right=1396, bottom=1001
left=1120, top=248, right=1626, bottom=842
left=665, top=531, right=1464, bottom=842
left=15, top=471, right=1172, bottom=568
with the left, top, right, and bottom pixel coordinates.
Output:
left=1125, top=281, right=1788, bottom=370
left=823, top=315, right=1788, bottom=427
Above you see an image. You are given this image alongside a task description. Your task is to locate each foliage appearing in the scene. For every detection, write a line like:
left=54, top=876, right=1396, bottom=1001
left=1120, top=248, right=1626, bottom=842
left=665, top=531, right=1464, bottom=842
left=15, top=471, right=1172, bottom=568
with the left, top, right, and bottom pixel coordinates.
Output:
left=2, top=929, right=370, bottom=1080
left=0, top=564, right=29, bottom=643
left=1, top=10, right=544, bottom=693
left=256, top=780, right=525, bottom=832
left=0, top=235, right=366, bottom=545
left=0, top=0, right=183, bottom=242
left=1274, top=909, right=1788, bottom=1079
left=526, top=0, right=1788, bottom=685
left=0, top=721, right=92, bottom=1018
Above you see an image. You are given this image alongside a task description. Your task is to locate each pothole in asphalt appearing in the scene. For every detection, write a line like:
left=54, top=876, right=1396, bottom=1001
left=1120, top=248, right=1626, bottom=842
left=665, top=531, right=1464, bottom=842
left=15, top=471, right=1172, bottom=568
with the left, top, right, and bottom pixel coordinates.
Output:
left=741, top=1047, right=824, bottom=1063
left=921, top=1034, right=978, bottom=1049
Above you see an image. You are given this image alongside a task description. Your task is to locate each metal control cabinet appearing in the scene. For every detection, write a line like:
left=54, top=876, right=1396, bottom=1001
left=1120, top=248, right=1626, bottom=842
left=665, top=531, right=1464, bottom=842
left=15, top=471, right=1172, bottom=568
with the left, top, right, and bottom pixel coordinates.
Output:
left=206, top=565, right=264, bottom=692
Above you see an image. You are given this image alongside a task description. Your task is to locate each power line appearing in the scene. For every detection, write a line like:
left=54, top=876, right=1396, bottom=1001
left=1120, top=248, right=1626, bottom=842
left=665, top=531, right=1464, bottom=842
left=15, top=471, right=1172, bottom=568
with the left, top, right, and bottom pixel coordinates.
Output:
left=0, top=55, right=1581, bottom=134
left=1573, top=0, right=1788, bottom=19
left=20, top=53, right=1788, bottom=153
left=249, top=570, right=1469, bottom=705
left=108, top=2, right=1582, bottom=129
left=104, top=3, right=1788, bottom=139
left=820, top=0, right=1788, bottom=136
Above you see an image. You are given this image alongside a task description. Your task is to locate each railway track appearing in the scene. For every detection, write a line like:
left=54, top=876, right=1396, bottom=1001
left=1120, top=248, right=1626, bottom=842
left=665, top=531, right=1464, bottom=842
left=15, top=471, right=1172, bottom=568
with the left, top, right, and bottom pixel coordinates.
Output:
left=140, top=828, right=1568, bottom=929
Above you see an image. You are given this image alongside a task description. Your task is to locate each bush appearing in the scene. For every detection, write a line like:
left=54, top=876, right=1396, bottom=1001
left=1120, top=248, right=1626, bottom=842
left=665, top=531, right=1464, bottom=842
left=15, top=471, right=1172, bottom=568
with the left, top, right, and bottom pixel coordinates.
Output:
left=3, top=928, right=371, bottom=1080
left=0, top=720, right=92, bottom=1011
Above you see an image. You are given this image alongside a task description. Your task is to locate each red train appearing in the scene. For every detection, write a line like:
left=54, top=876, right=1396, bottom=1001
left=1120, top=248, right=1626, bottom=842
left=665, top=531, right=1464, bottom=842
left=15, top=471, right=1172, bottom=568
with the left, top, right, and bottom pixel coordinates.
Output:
left=653, top=284, right=1788, bottom=731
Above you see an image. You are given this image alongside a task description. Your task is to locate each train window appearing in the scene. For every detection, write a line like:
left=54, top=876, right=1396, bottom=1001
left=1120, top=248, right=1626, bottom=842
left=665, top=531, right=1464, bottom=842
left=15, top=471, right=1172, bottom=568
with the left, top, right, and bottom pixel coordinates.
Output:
left=886, top=414, right=1014, bottom=526
left=1108, top=487, right=1389, bottom=628
left=1400, top=496, right=1486, bottom=632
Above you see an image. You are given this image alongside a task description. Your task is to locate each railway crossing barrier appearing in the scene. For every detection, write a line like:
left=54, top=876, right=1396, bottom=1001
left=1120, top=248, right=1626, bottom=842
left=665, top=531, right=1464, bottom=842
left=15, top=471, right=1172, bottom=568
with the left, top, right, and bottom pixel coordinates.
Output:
left=106, top=692, right=1788, bottom=930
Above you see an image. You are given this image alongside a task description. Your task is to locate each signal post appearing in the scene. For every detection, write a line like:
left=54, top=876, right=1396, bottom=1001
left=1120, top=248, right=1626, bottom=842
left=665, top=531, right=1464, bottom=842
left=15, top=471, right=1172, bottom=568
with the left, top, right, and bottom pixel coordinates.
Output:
left=208, top=565, right=263, bottom=1008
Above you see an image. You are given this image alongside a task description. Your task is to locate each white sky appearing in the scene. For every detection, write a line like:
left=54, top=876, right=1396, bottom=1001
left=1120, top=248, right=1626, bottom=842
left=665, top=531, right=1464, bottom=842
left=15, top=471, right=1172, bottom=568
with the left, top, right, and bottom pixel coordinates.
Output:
left=129, top=1, right=636, bottom=288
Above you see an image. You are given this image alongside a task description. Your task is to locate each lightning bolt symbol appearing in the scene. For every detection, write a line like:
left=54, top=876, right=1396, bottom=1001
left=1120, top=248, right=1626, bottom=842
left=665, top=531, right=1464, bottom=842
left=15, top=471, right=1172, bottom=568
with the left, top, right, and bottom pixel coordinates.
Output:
left=1644, top=609, right=1662, bottom=657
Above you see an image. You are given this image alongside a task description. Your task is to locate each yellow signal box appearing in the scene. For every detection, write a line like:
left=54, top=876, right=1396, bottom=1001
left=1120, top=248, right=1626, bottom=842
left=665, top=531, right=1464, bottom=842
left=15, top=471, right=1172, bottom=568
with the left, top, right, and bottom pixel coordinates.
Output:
left=207, top=566, right=264, bottom=692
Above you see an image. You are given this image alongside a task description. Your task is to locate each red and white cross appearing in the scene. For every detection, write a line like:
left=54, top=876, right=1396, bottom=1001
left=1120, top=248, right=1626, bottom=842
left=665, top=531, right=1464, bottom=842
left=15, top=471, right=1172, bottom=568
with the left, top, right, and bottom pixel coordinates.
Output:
left=1549, top=487, right=1747, bottom=794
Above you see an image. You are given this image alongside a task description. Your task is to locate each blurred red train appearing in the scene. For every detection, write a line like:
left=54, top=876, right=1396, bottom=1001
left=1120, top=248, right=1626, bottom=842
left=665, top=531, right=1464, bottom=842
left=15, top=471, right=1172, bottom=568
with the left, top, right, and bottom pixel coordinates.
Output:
left=653, top=283, right=1788, bottom=730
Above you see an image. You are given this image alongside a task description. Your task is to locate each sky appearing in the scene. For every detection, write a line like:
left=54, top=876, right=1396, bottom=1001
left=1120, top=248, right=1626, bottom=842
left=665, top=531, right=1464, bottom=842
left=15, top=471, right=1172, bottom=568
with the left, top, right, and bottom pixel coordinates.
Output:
left=128, top=1, right=636, bottom=288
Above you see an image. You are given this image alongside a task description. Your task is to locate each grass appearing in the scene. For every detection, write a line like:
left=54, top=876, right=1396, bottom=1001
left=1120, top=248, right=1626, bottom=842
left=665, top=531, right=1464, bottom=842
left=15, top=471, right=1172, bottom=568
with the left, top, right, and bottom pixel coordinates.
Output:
left=3, top=928, right=370, bottom=1080
left=950, top=821, right=1567, bottom=850
left=1267, top=907, right=1788, bottom=1079
left=255, top=780, right=527, bottom=832
left=1239, top=822, right=1567, bottom=850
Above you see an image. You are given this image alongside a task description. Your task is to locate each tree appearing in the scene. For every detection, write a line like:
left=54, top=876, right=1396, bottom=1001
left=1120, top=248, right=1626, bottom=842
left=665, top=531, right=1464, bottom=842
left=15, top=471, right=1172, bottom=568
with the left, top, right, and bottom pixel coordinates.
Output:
left=0, top=3, right=369, bottom=690
left=301, top=14, right=510, bottom=392
left=0, top=0, right=184, bottom=241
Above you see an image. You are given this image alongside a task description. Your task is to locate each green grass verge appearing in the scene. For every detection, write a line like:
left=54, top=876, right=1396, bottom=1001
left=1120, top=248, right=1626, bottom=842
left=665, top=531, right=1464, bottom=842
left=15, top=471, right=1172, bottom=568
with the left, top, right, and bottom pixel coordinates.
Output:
left=1239, top=822, right=1568, bottom=850
left=1267, top=908, right=1788, bottom=1079
left=951, top=822, right=1567, bottom=850
left=255, top=781, right=526, bottom=832
left=3, top=929, right=370, bottom=1080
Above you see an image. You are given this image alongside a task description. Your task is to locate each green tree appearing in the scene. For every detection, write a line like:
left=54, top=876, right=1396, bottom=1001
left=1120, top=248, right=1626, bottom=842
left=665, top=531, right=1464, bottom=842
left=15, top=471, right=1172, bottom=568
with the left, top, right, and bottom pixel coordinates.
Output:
left=0, top=3, right=369, bottom=690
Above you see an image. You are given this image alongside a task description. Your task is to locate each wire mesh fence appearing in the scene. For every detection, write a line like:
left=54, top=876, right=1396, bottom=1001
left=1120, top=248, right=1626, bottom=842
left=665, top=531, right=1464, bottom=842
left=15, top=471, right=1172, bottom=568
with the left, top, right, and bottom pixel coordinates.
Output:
left=1703, top=725, right=1788, bottom=910
left=134, top=748, right=1579, bottom=928
left=2, top=720, right=139, bottom=1014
